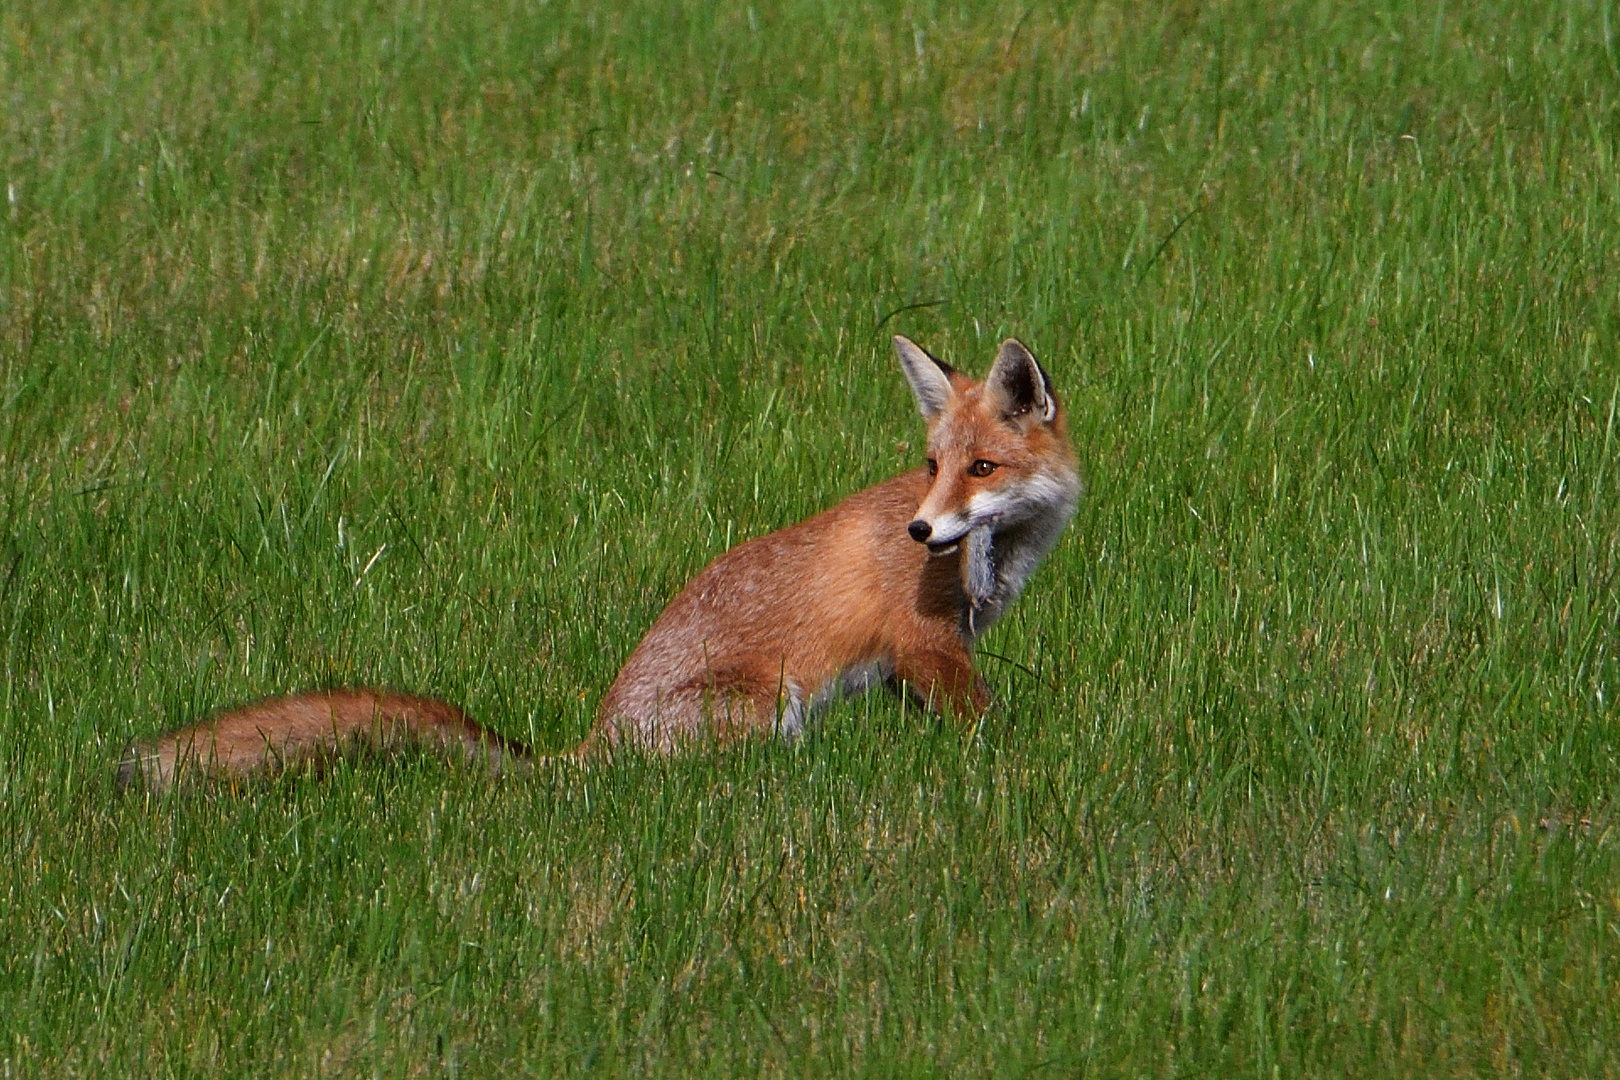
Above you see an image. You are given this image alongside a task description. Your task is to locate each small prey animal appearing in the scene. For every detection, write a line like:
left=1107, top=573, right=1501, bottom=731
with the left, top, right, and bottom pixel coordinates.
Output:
left=119, top=336, right=1082, bottom=790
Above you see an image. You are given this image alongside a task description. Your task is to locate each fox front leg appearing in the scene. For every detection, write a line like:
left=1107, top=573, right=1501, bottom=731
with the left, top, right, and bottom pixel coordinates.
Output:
left=893, top=646, right=990, bottom=723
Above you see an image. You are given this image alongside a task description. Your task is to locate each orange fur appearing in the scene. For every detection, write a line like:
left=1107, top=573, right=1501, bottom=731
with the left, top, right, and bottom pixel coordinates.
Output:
left=118, top=337, right=1081, bottom=789
left=590, top=467, right=980, bottom=752
left=116, top=690, right=527, bottom=792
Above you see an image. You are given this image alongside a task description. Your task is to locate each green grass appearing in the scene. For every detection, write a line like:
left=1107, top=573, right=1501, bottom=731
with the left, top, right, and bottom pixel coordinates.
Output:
left=3, top=0, right=1620, bottom=1073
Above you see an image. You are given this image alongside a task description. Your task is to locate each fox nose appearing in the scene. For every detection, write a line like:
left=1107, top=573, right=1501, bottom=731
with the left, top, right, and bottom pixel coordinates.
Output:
left=907, top=520, right=932, bottom=543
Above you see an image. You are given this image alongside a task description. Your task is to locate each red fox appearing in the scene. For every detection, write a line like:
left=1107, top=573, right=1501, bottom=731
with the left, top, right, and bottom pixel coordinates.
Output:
left=118, top=337, right=1081, bottom=790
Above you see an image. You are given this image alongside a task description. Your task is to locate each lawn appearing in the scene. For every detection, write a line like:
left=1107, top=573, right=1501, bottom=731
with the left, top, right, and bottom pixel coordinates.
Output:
left=3, top=0, right=1619, bottom=1074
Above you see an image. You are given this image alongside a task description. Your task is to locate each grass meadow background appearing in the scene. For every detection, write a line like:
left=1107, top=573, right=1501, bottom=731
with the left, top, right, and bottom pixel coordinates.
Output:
left=4, top=0, right=1620, bottom=1073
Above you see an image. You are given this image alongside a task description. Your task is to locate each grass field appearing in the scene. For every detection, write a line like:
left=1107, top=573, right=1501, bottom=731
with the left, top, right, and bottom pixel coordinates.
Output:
left=3, top=0, right=1620, bottom=1074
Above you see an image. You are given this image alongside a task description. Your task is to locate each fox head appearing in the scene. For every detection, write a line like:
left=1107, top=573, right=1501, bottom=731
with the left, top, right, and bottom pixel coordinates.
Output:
left=894, top=335, right=1081, bottom=554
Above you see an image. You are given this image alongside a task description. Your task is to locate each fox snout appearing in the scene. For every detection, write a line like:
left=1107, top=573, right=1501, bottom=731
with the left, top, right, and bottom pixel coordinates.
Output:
left=907, top=514, right=968, bottom=551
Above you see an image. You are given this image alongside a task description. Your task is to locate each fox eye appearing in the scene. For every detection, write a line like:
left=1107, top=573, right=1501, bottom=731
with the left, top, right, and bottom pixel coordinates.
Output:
left=926, top=458, right=939, bottom=477
left=968, top=459, right=998, bottom=478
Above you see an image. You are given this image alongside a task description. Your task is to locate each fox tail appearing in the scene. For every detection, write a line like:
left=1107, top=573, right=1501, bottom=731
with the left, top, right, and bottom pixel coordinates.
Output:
left=115, top=689, right=538, bottom=793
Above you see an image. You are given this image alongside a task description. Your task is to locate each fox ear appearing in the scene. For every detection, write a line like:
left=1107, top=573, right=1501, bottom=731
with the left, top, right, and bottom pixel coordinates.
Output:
left=986, top=338, right=1056, bottom=424
left=894, top=335, right=957, bottom=420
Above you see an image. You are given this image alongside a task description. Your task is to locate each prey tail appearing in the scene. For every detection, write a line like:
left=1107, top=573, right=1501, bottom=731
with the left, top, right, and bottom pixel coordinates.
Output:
left=116, top=689, right=537, bottom=793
